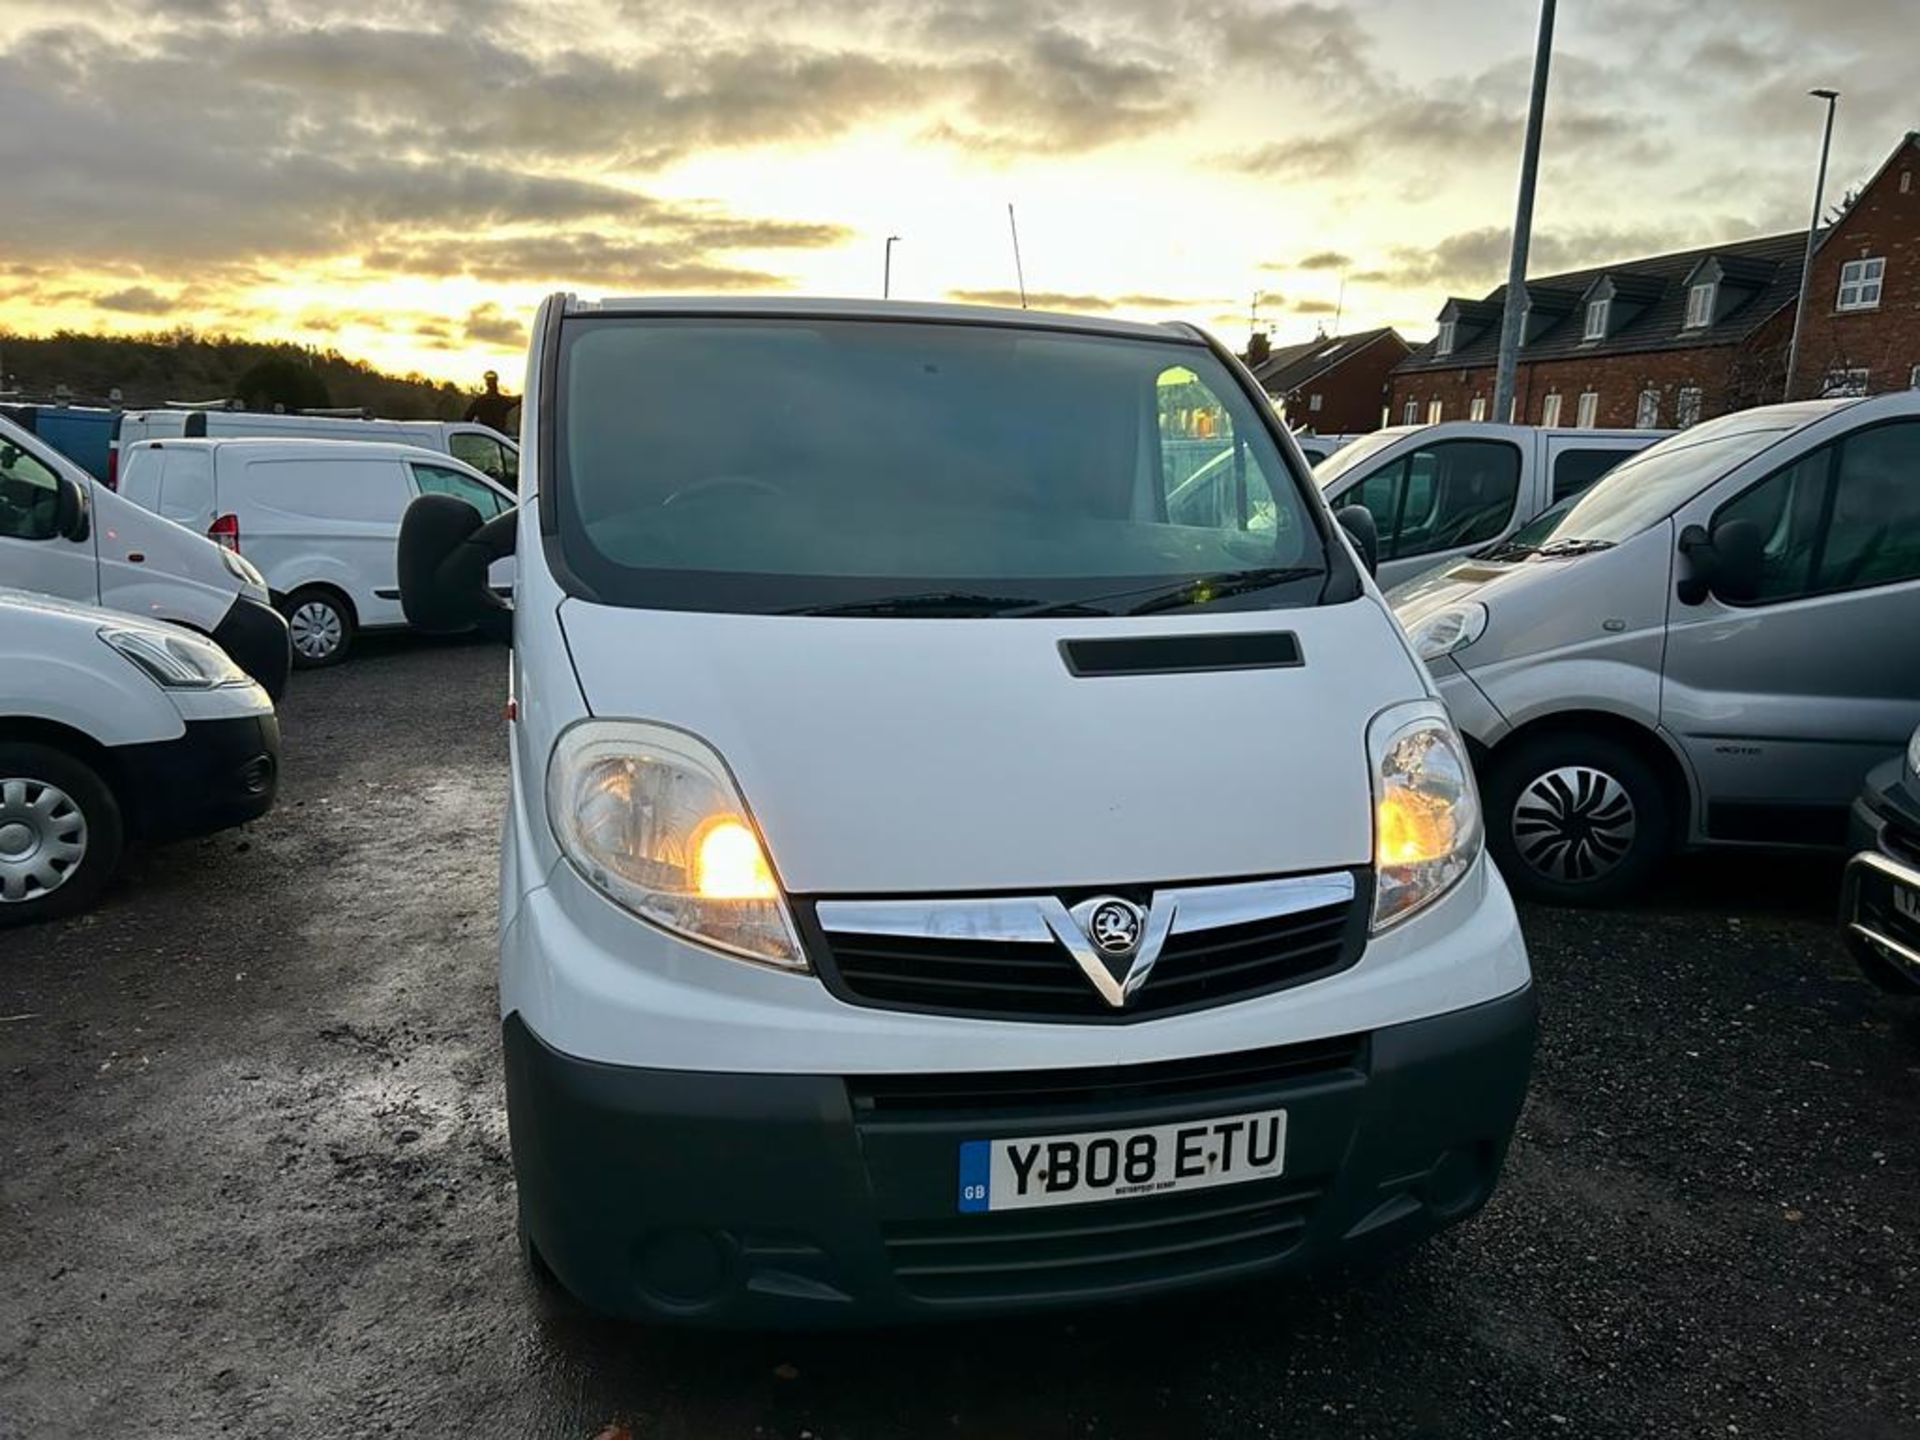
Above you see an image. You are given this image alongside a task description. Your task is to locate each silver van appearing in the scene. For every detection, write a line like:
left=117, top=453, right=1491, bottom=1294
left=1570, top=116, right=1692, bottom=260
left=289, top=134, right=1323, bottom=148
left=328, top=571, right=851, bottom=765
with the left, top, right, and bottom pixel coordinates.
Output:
left=1392, top=393, right=1920, bottom=903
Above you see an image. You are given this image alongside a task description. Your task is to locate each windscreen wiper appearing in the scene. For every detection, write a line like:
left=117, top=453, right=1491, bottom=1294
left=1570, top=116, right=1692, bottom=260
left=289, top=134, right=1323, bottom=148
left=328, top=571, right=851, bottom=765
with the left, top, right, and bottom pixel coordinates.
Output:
left=1537, top=538, right=1616, bottom=557
left=779, top=591, right=1046, bottom=618
left=1012, top=567, right=1326, bottom=619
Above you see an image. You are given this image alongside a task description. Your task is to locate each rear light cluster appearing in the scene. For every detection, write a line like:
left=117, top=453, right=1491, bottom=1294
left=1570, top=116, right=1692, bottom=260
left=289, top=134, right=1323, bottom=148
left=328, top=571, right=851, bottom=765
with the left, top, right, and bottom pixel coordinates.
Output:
left=207, top=513, right=240, bottom=552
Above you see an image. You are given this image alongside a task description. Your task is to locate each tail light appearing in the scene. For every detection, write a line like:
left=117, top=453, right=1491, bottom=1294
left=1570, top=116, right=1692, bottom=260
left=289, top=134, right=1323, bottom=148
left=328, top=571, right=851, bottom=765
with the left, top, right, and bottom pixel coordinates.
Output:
left=208, top=513, right=240, bottom=552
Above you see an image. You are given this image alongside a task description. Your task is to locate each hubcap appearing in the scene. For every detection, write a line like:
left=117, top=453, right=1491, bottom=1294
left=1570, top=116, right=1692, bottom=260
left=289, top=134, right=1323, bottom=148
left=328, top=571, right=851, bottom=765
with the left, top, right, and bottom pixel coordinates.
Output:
left=0, top=777, right=89, bottom=904
left=1512, top=765, right=1637, bottom=884
left=290, top=600, right=343, bottom=660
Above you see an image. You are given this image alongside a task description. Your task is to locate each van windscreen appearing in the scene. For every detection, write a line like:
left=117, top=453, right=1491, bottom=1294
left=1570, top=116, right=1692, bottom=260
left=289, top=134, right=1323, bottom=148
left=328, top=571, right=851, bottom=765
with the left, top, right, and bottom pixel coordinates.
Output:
left=550, top=317, right=1330, bottom=616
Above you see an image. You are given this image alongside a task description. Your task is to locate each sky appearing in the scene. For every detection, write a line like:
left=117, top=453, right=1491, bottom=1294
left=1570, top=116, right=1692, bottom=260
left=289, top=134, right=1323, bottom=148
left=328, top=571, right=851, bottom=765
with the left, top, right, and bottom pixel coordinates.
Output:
left=0, top=0, right=1912, bottom=385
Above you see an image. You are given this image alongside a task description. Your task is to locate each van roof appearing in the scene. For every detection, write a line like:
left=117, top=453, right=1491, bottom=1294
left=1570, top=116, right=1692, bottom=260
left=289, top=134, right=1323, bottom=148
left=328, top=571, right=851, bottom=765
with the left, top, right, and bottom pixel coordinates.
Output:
left=123, top=436, right=480, bottom=466
left=568, top=294, right=1204, bottom=343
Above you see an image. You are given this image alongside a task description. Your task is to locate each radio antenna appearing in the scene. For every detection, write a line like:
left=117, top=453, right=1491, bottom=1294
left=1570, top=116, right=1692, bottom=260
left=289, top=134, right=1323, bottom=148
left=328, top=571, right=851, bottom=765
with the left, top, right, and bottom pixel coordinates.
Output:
left=1008, top=203, right=1029, bottom=308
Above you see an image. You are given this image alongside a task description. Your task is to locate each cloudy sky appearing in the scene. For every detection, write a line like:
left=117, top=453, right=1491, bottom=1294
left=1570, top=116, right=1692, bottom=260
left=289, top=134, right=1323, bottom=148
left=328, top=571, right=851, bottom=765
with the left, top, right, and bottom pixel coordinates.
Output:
left=0, top=0, right=1910, bottom=383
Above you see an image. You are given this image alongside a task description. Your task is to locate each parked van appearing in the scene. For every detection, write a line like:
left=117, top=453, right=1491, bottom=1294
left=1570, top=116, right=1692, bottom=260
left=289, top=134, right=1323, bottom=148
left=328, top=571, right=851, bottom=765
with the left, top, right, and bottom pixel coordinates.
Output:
left=1311, top=423, right=1668, bottom=588
left=113, top=409, right=519, bottom=489
left=0, top=402, right=118, bottom=482
left=0, top=414, right=290, bottom=696
left=399, top=295, right=1535, bottom=1326
left=0, top=588, right=279, bottom=926
left=1393, top=393, right=1920, bottom=904
left=119, top=438, right=515, bottom=668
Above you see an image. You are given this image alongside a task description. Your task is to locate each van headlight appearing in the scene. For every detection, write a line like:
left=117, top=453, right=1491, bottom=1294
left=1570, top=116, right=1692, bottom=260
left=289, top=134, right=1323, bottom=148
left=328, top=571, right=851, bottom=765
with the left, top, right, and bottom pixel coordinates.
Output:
left=1368, top=701, right=1483, bottom=930
left=546, top=720, right=805, bottom=970
left=1907, top=725, right=1920, bottom=780
left=219, top=547, right=268, bottom=594
left=100, top=627, right=250, bottom=689
left=1405, top=603, right=1488, bottom=662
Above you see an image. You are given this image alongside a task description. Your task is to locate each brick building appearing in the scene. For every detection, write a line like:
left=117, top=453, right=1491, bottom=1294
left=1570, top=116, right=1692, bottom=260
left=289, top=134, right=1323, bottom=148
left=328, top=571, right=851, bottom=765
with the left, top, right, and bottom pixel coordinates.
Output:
left=1246, top=326, right=1409, bottom=433
left=1389, top=132, right=1920, bottom=430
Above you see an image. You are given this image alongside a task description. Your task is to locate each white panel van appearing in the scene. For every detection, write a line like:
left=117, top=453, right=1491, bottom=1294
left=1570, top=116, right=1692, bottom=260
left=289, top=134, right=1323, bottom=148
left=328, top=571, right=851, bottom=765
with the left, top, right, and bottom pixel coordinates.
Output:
left=119, top=439, right=514, bottom=667
left=112, top=410, right=519, bottom=489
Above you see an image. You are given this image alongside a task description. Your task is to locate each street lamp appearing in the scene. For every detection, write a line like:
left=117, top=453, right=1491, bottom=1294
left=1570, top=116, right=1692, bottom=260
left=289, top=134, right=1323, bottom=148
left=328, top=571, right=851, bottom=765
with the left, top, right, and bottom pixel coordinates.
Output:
left=883, top=235, right=902, bottom=300
left=1785, top=88, right=1840, bottom=402
left=1491, top=0, right=1557, bottom=428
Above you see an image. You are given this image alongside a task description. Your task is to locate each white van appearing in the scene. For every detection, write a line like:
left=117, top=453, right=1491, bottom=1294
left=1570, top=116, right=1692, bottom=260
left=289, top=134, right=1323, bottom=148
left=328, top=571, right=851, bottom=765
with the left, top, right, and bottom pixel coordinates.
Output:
left=112, top=409, right=519, bottom=489
left=0, top=588, right=279, bottom=927
left=119, top=438, right=515, bottom=667
left=1393, top=394, right=1920, bottom=904
left=0, top=413, right=291, bottom=696
left=399, top=295, right=1535, bottom=1326
left=1311, top=423, right=1668, bottom=588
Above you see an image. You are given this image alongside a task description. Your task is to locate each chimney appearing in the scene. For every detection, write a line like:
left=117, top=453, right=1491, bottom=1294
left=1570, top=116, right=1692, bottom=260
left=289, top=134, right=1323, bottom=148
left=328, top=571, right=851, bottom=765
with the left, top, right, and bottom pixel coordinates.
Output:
left=1245, top=332, right=1272, bottom=365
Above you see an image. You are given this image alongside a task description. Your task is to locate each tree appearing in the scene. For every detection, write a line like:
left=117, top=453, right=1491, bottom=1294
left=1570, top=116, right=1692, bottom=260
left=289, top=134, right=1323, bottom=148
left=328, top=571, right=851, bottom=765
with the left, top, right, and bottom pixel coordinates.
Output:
left=236, top=357, right=330, bottom=412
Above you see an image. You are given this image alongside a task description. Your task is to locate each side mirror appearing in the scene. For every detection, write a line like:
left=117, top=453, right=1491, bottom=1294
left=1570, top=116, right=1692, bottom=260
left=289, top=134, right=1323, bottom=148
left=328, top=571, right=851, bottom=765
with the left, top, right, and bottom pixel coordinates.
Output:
left=398, top=493, right=517, bottom=642
left=53, top=476, right=90, bottom=543
left=1336, top=504, right=1379, bottom=576
left=1677, top=519, right=1764, bottom=606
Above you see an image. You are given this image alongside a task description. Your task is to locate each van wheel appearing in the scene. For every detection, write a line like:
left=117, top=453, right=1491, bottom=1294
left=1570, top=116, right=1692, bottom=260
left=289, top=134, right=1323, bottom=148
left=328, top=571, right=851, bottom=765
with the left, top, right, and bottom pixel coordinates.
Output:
left=283, top=588, right=354, bottom=668
left=0, top=743, right=125, bottom=928
left=1484, top=733, right=1669, bottom=906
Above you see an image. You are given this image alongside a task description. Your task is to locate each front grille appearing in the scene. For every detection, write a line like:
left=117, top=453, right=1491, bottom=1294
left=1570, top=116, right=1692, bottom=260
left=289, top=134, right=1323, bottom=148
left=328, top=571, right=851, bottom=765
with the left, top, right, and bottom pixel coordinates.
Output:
left=808, top=875, right=1368, bottom=1023
left=882, top=1178, right=1321, bottom=1304
left=1881, top=819, right=1920, bottom=870
left=848, top=1032, right=1366, bottom=1121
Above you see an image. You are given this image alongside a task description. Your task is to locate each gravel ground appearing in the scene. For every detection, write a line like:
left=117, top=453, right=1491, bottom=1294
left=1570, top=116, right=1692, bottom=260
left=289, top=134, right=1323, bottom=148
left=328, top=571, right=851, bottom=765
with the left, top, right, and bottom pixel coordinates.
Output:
left=2, top=636, right=1916, bottom=1440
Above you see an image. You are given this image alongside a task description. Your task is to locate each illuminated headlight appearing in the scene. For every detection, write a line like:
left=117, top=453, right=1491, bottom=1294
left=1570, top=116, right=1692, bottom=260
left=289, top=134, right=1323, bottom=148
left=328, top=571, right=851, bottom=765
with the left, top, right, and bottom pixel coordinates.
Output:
left=546, top=720, right=804, bottom=969
left=1907, top=724, right=1920, bottom=780
left=219, top=548, right=267, bottom=593
left=99, top=627, right=250, bottom=689
left=1406, top=603, right=1488, bottom=663
left=1368, top=701, right=1483, bottom=930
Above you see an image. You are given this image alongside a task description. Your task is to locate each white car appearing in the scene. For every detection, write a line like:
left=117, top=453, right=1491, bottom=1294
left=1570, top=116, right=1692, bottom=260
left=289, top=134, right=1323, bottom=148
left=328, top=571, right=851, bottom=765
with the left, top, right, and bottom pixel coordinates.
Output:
left=119, top=438, right=515, bottom=667
left=0, top=588, right=279, bottom=927
left=0, top=413, right=290, bottom=696
left=401, top=294, right=1535, bottom=1326
left=113, top=409, right=519, bottom=489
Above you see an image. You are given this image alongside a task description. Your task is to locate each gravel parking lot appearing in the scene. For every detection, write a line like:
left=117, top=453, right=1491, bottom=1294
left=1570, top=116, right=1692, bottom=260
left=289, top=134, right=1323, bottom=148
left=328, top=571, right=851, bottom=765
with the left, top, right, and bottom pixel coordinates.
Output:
left=2, top=636, right=1916, bottom=1439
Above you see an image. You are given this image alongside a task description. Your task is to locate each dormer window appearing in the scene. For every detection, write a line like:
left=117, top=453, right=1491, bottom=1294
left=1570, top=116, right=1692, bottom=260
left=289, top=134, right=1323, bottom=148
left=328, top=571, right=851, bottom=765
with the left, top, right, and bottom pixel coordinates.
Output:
left=1584, top=299, right=1610, bottom=341
left=1685, top=282, right=1716, bottom=329
left=1435, top=320, right=1457, bottom=357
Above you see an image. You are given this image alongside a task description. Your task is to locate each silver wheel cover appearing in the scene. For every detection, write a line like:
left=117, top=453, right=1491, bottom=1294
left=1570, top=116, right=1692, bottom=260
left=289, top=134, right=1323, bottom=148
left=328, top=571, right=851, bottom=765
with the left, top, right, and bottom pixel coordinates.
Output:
left=0, top=776, right=89, bottom=903
left=1511, top=765, right=1638, bottom=884
left=290, top=600, right=344, bottom=659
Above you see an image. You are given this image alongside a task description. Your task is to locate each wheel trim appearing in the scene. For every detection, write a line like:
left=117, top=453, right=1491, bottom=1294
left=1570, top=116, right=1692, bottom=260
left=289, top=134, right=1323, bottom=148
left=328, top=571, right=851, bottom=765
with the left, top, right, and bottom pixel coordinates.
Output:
left=1511, top=765, right=1637, bottom=885
left=0, top=776, right=89, bottom=903
left=289, top=600, right=343, bottom=659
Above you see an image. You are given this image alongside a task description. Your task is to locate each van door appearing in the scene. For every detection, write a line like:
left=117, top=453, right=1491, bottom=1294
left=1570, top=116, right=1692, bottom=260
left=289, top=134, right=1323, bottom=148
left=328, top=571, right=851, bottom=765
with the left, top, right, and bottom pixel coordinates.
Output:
left=243, top=456, right=413, bottom=627
left=1661, top=417, right=1920, bottom=843
left=1330, top=435, right=1526, bottom=588
left=0, top=429, right=99, bottom=602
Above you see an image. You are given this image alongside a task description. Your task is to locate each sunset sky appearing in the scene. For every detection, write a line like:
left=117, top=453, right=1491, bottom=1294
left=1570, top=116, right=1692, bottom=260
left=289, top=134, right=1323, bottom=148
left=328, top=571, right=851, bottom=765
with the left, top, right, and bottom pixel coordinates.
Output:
left=0, top=0, right=1910, bottom=385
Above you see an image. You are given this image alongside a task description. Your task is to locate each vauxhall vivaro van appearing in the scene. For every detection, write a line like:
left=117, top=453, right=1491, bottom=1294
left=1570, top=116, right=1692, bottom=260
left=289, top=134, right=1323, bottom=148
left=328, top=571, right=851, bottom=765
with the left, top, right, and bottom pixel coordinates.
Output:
left=1394, top=394, right=1920, bottom=904
left=399, top=296, right=1535, bottom=1326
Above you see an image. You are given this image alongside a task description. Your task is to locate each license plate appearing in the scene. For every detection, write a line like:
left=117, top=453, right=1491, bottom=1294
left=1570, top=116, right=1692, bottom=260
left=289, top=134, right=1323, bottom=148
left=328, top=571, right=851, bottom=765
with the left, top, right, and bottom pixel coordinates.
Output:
left=957, top=1109, right=1287, bottom=1214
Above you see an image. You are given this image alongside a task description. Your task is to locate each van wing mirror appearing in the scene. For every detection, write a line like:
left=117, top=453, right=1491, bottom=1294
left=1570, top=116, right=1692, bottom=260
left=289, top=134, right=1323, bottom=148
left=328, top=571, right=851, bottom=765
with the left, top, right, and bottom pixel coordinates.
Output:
left=398, top=493, right=516, bottom=642
left=53, top=475, right=90, bottom=543
left=1335, top=504, right=1379, bottom=576
left=1677, top=520, right=1764, bottom=606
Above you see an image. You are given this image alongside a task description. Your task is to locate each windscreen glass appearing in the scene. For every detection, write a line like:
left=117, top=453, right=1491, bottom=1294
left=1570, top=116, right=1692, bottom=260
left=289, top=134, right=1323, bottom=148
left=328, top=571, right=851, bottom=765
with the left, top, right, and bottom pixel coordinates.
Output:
left=552, top=317, right=1329, bottom=616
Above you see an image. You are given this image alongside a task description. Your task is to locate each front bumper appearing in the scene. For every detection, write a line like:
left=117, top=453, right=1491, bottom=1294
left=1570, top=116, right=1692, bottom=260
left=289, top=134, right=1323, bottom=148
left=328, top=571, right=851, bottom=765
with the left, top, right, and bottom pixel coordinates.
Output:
left=212, top=595, right=292, bottom=701
left=1844, top=761, right=1920, bottom=993
left=506, top=982, right=1536, bottom=1327
left=111, top=713, right=280, bottom=843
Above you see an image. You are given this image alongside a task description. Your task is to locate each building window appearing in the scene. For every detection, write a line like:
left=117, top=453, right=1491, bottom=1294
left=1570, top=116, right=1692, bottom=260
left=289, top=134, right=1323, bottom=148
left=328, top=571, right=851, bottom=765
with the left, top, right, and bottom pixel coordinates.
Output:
left=1676, top=387, right=1704, bottom=428
left=1837, top=257, right=1886, bottom=312
left=1403, top=400, right=1419, bottom=425
left=1426, top=399, right=1444, bottom=424
left=1685, top=283, right=1716, bottom=329
left=1583, top=299, right=1610, bottom=341
left=1636, top=388, right=1661, bottom=428
left=1508, top=395, right=1520, bottom=423
left=1910, top=364, right=1920, bottom=390
left=1541, top=392, right=1563, bottom=427
left=1435, top=321, right=1457, bottom=357
left=1470, top=396, right=1488, bottom=422
left=1309, top=393, right=1324, bottom=413
left=1822, top=368, right=1871, bottom=398
left=1576, top=391, right=1600, bottom=429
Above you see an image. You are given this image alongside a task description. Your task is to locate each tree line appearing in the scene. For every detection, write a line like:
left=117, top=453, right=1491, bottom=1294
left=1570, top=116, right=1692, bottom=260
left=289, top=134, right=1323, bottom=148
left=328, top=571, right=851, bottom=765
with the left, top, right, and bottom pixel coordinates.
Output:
left=0, top=327, right=472, bottom=418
